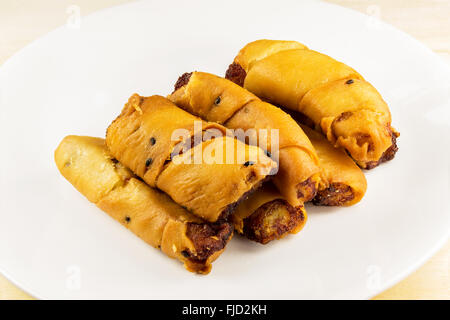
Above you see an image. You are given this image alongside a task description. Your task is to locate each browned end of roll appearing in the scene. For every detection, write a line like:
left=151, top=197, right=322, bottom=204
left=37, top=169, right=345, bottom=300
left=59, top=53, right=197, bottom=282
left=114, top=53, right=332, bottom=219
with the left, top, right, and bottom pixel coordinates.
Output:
left=183, top=221, right=233, bottom=267
left=296, top=177, right=318, bottom=203
left=312, top=182, right=355, bottom=206
left=174, top=72, right=193, bottom=92
left=225, top=62, right=246, bottom=87
left=242, top=199, right=305, bottom=245
left=364, top=130, right=399, bottom=169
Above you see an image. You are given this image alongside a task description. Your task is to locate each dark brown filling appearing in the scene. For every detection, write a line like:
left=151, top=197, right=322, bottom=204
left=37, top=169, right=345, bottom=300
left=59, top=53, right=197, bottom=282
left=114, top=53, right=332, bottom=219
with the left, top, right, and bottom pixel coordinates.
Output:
left=312, top=182, right=355, bottom=206
left=225, top=62, right=247, bottom=87
left=174, top=72, right=193, bottom=92
left=184, top=221, right=233, bottom=262
left=296, top=177, right=317, bottom=202
left=364, top=130, right=399, bottom=169
left=242, top=200, right=305, bottom=244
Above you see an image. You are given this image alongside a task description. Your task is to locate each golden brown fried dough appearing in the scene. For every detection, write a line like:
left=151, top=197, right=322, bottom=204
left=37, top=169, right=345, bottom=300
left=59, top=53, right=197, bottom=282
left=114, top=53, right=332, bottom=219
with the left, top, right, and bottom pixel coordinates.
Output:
left=169, top=72, right=320, bottom=206
left=55, top=136, right=233, bottom=274
left=106, top=94, right=277, bottom=222
left=226, top=39, right=399, bottom=169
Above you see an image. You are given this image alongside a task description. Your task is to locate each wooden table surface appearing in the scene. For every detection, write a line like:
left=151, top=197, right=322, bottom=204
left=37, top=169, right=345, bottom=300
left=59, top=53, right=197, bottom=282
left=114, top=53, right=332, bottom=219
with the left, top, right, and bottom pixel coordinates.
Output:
left=0, top=0, right=449, bottom=300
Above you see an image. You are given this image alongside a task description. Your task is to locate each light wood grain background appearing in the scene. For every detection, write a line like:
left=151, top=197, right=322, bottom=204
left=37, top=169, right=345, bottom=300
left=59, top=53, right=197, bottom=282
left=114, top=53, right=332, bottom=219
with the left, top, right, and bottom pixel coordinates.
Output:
left=0, top=0, right=448, bottom=300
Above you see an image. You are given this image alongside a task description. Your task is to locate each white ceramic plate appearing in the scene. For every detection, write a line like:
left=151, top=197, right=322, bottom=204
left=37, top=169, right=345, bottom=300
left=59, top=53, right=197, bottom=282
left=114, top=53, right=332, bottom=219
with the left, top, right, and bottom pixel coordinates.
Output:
left=0, top=0, right=449, bottom=299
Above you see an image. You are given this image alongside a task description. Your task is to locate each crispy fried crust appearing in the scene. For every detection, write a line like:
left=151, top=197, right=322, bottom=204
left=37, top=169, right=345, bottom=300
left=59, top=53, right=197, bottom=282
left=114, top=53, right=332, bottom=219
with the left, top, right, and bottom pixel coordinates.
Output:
left=106, top=94, right=277, bottom=222
left=312, top=182, right=355, bottom=206
left=169, top=71, right=321, bottom=206
left=225, top=62, right=247, bottom=87
left=242, top=199, right=306, bottom=244
left=364, top=130, right=399, bottom=169
left=299, top=123, right=367, bottom=206
left=296, top=177, right=317, bottom=203
left=174, top=72, right=192, bottom=92
left=55, top=135, right=233, bottom=274
left=184, top=222, right=233, bottom=262
left=295, top=110, right=399, bottom=170
left=228, top=41, right=400, bottom=169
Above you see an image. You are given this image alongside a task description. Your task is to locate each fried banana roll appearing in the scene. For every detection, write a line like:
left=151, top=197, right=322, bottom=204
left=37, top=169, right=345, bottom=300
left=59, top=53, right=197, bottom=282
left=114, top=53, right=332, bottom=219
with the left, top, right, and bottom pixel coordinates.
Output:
left=169, top=72, right=320, bottom=206
left=233, top=183, right=307, bottom=244
left=106, top=94, right=277, bottom=222
left=55, top=136, right=233, bottom=274
left=300, top=125, right=367, bottom=206
left=226, top=39, right=399, bottom=169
